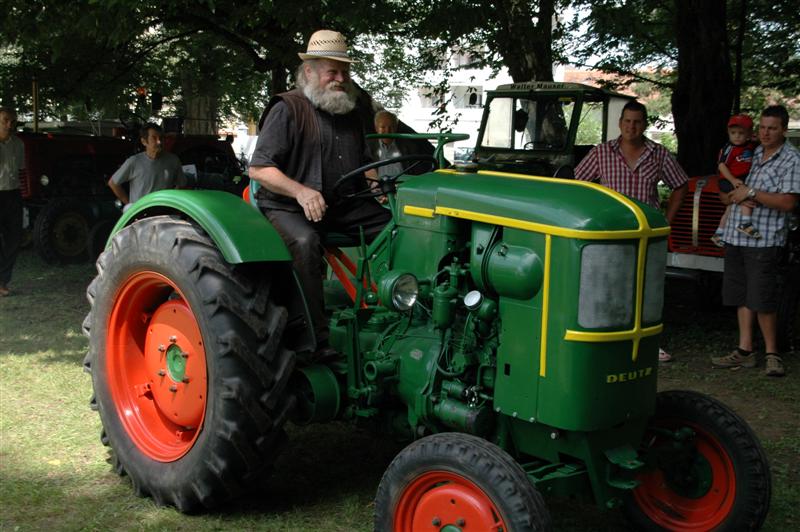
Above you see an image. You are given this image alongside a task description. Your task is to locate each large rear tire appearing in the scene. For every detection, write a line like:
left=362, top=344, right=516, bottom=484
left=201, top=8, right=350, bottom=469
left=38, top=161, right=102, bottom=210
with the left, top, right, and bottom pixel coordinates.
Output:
left=33, top=198, right=91, bottom=264
left=624, top=390, right=771, bottom=531
left=374, top=432, right=552, bottom=531
left=83, top=215, right=295, bottom=512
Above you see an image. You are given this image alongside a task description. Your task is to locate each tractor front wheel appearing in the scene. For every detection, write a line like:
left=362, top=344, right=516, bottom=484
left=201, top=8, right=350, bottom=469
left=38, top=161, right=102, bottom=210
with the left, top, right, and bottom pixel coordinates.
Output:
left=624, top=390, right=771, bottom=531
left=83, top=215, right=295, bottom=512
left=374, top=432, right=552, bottom=531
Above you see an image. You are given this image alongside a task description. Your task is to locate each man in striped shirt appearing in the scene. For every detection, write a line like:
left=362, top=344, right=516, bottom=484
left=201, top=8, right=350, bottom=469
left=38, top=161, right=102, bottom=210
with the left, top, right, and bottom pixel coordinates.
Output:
left=711, top=105, right=800, bottom=377
left=574, top=100, right=688, bottom=364
left=574, top=100, right=688, bottom=224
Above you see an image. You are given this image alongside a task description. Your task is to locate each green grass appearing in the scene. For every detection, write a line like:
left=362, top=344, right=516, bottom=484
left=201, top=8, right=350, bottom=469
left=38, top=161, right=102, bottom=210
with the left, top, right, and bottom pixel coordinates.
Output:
left=1, top=251, right=797, bottom=530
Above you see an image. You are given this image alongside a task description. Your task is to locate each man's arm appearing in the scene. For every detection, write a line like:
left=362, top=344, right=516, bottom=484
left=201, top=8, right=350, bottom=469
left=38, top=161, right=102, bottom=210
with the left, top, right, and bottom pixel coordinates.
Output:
left=249, top=165, right=327, bottom=222
left=665, top=183, right=688, bottom=224
left=573, top=146, right=599, bottom=181
left=728, top=186, right=798, bottom=212
left=108, top=178, right=129, bottom=205
left=108, top=158, right=132, bottom=205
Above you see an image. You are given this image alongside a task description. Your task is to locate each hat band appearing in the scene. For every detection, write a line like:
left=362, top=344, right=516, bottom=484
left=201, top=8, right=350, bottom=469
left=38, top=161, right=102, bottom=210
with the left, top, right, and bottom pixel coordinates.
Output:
left=304, top=50, right=350, bottom=59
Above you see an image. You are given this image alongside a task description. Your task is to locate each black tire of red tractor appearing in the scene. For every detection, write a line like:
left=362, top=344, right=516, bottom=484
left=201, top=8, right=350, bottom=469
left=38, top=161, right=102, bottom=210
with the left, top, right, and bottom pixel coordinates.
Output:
left=33, top=198, right=92, bottom=264
left=374, top=432, right=552, bottom=532
left=86, top=218, right=116, bottom=264
left=82, top=215, right=295, bottom=512
left=623, top=390, right=771, bottom=531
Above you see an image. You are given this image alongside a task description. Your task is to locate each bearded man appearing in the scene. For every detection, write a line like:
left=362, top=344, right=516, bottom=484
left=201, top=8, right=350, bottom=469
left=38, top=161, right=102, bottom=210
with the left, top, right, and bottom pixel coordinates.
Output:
left=249, top=29, right=390, bottom=358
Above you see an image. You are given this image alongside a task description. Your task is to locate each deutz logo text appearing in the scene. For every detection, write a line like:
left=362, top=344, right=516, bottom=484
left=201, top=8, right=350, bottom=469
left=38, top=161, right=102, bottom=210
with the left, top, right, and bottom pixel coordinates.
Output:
left=606, top=367, right=653, bottom=383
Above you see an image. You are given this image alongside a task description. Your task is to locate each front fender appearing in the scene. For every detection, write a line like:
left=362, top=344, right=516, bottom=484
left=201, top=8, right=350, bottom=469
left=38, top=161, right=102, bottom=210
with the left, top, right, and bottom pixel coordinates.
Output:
left=108, top=190, right=291, bottom=263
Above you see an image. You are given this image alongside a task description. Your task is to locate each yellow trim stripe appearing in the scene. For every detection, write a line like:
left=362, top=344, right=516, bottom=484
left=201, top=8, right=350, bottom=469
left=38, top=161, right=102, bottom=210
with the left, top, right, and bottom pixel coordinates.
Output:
left=475, top=169, right=670, bottom=238
left=434, top=206, right=669, bottom=240
left=563, top=324, right=663, bottom=342
left=403, top=205, right=435, bottom=218
left=631, top=237, right=648, bottom=361
left=539, top=235, right=552, bottom=377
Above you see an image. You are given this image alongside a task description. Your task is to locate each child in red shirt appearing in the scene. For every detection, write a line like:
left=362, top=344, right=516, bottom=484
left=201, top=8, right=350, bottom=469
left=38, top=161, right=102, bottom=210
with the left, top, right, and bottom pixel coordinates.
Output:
left=711, top=114, right=758, bottom=246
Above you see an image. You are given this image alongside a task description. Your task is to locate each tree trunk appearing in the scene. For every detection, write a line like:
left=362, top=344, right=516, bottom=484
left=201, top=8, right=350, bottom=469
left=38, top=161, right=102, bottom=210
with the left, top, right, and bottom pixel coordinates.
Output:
left=671, top=0, right=733, bottom=176
left=497, top=0, right=555, bottom=82
left=732, top=0, right=747, bottom=113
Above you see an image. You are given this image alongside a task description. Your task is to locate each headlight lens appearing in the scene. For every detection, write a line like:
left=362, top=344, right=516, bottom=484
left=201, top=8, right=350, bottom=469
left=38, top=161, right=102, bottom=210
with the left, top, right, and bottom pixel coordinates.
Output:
left=578, top=243, right=635, bottom=328
left=40, top=174, right=50, bottom=186
left=391, top=274, right=419, bottom=311
left=379, top=271, right=419, bottom=311
left=642, top=239, right=667, bottom=323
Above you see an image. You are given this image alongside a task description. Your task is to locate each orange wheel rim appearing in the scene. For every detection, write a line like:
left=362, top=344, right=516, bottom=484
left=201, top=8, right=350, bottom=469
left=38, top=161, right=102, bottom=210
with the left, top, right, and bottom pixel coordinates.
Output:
left=106, top=271, right=208, bottom=461
left=633, top=420, right=736, bottom=530
left=394, top=471, right=506, bottom=531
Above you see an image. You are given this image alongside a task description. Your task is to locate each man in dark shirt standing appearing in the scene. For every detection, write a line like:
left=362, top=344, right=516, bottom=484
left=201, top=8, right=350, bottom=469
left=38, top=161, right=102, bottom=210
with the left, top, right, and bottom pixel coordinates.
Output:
left=249, top=29, right=390, bottom=356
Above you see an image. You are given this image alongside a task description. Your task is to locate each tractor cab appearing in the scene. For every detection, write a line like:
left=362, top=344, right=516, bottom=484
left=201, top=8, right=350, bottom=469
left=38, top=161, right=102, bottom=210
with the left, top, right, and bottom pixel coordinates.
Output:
left=473, top=82, right=633, bottom=177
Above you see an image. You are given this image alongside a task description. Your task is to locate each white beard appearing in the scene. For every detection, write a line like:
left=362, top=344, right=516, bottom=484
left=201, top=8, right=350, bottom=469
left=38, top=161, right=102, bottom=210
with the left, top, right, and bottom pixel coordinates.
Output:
left=303, top=76, right=357, bottom=115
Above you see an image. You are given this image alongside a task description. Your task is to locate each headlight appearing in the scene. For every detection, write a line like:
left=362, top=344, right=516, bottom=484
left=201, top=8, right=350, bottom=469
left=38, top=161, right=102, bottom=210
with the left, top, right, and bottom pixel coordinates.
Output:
left=578, top=243, right=635, bottom=328
left=40, top=174, right=50, bottom=186
left=642, top=240, right=667, bottom=323
left=379, top=271, right=419, bottom=311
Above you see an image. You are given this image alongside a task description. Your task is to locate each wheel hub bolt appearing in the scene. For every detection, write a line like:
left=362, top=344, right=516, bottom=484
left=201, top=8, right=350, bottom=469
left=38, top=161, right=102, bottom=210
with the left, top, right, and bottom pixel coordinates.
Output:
left=157, top=369, right=166, bottom=376
left=169, top=385, right=178, bottom=392
left=158, top=344, right=166, bottom=352
left=456, top=518, right=466, bottom=526
left=181, top=351, right=189, bottom=358
left=169, top=336, right=177, bottom=343
left=182, top=377, right=190, bottom=383
left=431, top=517, right=441, bottom=526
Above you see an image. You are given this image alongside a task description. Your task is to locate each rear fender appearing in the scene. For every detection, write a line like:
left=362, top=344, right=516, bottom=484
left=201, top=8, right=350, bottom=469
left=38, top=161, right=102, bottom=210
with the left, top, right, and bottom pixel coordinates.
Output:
left=108, top=189, right=291, bottom=264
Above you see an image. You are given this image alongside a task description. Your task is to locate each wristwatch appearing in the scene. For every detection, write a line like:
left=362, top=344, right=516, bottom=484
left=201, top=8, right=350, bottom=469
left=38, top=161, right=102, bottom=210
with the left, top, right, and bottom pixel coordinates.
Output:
left=746, top=188, right=757, bottom=199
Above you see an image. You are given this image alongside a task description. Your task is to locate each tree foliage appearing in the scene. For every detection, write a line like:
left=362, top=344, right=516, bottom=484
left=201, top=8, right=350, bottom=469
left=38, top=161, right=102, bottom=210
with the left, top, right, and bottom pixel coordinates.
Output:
left=1, top=0, right=796, bottom=160
left=0, top=0, right=407, bottom=123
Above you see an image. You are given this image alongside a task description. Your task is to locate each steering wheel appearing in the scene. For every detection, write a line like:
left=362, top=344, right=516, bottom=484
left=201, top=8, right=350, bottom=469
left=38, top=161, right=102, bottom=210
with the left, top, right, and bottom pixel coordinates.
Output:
left=332, top=154, right=437, bottom=200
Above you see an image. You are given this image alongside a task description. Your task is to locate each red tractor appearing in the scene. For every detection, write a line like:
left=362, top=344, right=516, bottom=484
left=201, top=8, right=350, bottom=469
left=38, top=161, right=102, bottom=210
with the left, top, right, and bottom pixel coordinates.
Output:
left=18, top=129, right=245, bottom=263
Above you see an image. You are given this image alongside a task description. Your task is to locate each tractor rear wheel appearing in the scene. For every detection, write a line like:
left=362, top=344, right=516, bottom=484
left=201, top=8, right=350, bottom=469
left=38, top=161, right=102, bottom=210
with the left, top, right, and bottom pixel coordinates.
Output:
left=83, top=215, right=295, bottom=512
left=374, top=432, right=552, bottom=531
left=33, top=198, right=91, bottom=263
left=624, top=390, right=771, bottom=531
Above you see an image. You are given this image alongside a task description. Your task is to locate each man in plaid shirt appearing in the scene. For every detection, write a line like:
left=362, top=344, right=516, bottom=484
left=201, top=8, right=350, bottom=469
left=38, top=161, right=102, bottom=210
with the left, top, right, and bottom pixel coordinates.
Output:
left=574, top=100, right=688, bottom=224
left=711, top=105, right=800, bottom=377
left=575, top=100, right=688, bottom=364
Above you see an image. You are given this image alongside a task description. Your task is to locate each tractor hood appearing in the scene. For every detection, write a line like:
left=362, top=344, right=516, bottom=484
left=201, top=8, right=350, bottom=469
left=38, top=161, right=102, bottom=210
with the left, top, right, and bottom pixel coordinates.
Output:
left=396, top=169, right=668, bottom=236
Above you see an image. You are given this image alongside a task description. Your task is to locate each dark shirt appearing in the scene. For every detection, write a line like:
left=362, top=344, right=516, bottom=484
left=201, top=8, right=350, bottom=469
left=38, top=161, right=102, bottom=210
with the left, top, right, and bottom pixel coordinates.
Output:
left=318, top=110, right=371, bottom=202
left=250, top=95, right=371, bottom=210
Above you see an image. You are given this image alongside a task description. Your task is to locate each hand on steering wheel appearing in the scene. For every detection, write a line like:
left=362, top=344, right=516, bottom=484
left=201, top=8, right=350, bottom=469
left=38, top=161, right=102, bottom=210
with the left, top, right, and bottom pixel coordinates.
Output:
left=332, top=154, right=437, bottom=200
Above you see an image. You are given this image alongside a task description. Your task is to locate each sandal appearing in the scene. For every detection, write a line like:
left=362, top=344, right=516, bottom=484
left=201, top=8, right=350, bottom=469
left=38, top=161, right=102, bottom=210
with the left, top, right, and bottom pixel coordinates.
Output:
left=765, top=354, right=785, bottom=377
left=658, top=348, right=673, bottom=364
left=736, top=222, right=762, bottom=239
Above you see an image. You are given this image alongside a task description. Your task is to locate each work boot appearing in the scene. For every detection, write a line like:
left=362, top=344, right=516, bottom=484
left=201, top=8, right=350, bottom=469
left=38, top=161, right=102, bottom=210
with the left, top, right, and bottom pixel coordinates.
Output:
left=711, top=348, right=757, bottom=369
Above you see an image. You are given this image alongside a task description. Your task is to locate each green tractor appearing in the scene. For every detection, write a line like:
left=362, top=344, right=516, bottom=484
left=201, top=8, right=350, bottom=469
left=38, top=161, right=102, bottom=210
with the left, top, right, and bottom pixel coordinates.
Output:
left=84, top=127, right=770, bottom=529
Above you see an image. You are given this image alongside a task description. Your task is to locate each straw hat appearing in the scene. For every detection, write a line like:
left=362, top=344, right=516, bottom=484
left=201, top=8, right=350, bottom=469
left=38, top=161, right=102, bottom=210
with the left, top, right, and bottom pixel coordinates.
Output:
left=298, top=29, right=354, bottom=63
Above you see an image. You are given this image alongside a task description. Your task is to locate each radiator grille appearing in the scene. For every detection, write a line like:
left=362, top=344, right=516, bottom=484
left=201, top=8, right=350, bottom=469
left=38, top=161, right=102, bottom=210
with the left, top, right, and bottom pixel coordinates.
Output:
left=668, top=176, right=726, bottom=257
left=18, top=169, right=31, bottom=198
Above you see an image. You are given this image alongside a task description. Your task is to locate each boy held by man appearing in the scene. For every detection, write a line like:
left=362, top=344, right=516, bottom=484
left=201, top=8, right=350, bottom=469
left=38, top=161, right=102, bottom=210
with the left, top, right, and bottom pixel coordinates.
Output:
left=711, top=114, right=758, bottom=246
